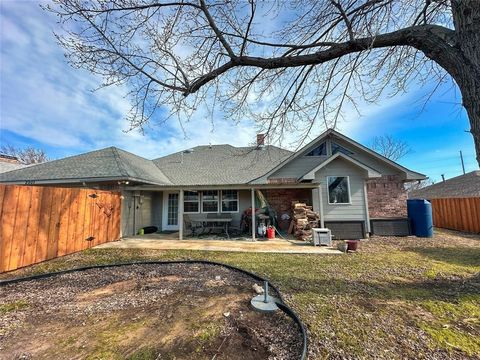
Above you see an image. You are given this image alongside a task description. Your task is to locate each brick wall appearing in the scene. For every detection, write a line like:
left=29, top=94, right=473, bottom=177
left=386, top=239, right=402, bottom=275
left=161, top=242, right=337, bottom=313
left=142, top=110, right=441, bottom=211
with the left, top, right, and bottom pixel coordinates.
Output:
left=366, top=175, right=407, bottom=218
left=262, top=189, right=312, bottom=229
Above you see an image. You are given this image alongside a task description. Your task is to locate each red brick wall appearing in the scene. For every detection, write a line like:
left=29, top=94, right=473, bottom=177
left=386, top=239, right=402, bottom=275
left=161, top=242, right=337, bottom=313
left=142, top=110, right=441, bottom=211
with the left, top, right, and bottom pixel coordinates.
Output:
left=366, top=175, right=407, bottom=218
left=262, top=189, right=312, bottom=229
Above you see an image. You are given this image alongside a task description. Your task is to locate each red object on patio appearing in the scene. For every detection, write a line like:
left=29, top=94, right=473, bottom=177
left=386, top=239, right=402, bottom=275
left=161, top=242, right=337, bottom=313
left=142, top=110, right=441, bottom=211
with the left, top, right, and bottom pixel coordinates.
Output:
left=266, top=227, right=275, bottom=239
left=346, top=240, right=359, bottom=251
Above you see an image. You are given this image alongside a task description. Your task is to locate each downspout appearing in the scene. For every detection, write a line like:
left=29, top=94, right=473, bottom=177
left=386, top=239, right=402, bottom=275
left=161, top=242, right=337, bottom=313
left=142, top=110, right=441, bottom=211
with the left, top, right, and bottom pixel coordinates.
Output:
left=179, top=190, right=184, bottom=240
left=251, top=188, right=256, bottom=241
left=132, top=194, right=136, bottom=236
left=363, top=180, right=371, bottom=236
left=318, top=184, right=325, bottom=228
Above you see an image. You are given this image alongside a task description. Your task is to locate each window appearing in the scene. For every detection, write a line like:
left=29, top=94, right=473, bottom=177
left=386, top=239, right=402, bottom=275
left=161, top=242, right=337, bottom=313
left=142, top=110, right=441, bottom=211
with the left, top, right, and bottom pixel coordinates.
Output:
left=305, top=142, right=327, bottom=156
left=221, top=190, right=239, bottom=212
left=202, top=190, right=219, bottom=212
left=332, top=142, right=353, bottom=155
left=183, top=191, right=200, bottom=213
left=328, top=176, right=350, bottom=204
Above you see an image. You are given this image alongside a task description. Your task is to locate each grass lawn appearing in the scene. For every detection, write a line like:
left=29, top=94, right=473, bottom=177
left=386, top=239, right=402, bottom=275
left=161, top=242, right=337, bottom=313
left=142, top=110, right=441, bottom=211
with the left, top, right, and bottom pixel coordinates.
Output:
left=1, top=228, right=479, bottom=359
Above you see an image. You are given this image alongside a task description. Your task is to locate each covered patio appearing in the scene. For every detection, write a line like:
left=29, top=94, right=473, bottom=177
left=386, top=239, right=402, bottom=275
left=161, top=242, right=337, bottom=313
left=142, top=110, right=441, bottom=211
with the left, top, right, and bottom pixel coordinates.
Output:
left=96, top=232, right=342, bottom=254
left=123, top=185, right=320, bottom=241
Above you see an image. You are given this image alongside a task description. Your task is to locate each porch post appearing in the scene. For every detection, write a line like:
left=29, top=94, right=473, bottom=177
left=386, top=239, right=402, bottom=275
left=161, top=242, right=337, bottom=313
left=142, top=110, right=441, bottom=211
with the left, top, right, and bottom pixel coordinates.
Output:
left=179, top=189, right=184, bottom=240
left=318, top=185, right=325, bottom=228
left=251, top=188, right=256, bottom=241
left=363, top=181, right=371, bottom=235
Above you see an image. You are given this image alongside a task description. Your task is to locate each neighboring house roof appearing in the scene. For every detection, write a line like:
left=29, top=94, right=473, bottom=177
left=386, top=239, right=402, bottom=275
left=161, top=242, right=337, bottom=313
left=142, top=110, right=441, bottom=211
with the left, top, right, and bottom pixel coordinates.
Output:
left=409, top=171, right=480, bottom=199
left=0, top=147, right=172, bottom=186
left=0, top=162, right=26, bottom=173
left=153, top=145, right=292, bottom=186
left=0, top=129, right=425, bottom=187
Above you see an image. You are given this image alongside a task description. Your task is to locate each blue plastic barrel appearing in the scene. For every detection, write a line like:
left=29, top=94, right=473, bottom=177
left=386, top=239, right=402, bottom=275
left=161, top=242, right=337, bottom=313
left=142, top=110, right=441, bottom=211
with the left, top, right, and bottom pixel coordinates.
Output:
left=407, top=199, right=433, bottom=237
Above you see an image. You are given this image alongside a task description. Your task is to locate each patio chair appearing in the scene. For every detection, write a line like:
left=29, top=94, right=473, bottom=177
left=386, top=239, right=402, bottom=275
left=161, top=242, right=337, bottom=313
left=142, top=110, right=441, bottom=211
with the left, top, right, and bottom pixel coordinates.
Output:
left=183, top=214, right=203, bottom=237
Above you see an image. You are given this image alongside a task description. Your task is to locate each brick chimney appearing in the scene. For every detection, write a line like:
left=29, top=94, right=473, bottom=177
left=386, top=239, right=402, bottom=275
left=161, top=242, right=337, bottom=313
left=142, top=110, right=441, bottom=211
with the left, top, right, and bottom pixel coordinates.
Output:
left=256, top=133, right=265, bottom=146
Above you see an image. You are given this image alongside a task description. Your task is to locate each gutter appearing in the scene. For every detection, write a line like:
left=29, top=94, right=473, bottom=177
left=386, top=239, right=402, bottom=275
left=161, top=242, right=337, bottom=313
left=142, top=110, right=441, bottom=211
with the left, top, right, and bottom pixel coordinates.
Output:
left=0, top=176, right=170, bottom=187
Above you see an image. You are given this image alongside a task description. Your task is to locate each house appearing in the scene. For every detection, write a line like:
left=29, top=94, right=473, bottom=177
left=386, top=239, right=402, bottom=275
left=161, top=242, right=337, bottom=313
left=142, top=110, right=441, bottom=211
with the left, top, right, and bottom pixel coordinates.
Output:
left=0, top=154, right=26, bottom=173
left=409, top=171, right=480, bottom=199
left=0, top=129, right=425, bottom=240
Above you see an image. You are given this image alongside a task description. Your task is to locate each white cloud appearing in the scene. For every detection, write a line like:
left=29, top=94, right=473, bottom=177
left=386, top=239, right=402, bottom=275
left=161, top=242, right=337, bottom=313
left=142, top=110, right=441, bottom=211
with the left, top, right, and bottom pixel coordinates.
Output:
left=1, top=0, right=470, bottom=178
left=0, top=1, right=260, bottom=159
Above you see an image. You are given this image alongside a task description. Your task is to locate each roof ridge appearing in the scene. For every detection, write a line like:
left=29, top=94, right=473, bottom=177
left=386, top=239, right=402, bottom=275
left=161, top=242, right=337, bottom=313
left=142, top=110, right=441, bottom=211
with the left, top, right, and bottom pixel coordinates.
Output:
left=111, top=147, right=130, bottom=178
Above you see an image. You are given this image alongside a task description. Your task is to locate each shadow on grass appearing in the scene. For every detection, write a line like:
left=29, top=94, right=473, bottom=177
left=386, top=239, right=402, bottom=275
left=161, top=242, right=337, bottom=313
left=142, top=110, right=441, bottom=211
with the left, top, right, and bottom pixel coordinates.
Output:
left=405, top=246, right=480, bottom=267
left=278, top=272, right=480, bottom=303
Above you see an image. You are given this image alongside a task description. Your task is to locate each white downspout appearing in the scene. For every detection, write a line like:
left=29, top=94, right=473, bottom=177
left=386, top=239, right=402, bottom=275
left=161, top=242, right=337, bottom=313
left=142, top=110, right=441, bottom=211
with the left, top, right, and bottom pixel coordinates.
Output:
left=318, top=184, right=325, bottom=228
left=251, top=188, right=256, bottom=241
left=363, top=180, right=371, bottom=236
left=179, top=189, right=184, bottom=240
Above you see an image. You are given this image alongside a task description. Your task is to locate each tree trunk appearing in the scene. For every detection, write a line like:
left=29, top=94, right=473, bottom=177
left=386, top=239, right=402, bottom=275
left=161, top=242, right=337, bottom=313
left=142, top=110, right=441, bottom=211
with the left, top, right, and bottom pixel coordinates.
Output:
left=451, top=1, right=480, bottom=167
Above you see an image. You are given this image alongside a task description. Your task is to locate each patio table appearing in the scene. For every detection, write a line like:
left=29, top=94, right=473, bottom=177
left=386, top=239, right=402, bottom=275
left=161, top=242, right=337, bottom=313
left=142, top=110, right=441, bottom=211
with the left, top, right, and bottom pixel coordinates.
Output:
left=190, top=215, right=233, bottom=239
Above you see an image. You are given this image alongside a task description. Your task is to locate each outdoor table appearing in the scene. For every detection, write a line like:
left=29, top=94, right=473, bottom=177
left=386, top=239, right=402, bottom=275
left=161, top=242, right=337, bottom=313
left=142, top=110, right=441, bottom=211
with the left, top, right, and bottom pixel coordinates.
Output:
left=190, top=215, right=233, bottom=238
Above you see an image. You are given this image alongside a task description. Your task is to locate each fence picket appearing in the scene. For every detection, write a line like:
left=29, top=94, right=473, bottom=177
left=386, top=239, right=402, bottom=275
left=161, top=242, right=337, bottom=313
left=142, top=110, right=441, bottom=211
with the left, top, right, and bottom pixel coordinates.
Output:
left=431, top=197, right=480, bottom=233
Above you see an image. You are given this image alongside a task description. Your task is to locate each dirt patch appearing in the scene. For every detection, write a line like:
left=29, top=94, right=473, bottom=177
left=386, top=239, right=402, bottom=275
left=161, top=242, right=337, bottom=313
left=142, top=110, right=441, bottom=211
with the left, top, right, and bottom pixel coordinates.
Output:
left=0, top=263, right=302, bottom=360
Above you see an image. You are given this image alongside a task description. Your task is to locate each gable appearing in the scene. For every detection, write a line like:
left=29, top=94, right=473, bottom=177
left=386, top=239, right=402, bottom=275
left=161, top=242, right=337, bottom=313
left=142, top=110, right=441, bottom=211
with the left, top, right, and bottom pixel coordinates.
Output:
left=263, top=129, right=425, bottom=183
left=333, top=137, right=401, bottom=175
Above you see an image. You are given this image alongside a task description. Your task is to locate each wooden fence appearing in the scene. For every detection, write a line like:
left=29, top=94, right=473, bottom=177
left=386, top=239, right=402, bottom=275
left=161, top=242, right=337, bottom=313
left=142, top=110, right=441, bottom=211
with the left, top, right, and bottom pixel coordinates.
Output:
left=431, top=197, right=480, bottom=233
left=0, top=185, right=121, bottom=272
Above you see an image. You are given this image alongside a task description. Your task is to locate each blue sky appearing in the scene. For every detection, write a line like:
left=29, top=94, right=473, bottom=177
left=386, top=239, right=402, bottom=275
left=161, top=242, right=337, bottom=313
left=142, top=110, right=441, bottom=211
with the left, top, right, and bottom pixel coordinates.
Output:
left=0, top=1, right=478, bottom=182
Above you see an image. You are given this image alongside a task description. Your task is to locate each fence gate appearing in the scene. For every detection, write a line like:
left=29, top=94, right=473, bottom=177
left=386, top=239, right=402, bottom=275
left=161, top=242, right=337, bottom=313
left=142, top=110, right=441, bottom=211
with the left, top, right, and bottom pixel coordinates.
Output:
left=0, top=185, right=121, bottom=273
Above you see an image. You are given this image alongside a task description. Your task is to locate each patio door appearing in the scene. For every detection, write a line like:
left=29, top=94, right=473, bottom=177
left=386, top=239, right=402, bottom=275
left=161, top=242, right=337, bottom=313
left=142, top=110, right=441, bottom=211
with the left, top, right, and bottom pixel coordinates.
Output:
left=162, top=192, right=179, bottom=231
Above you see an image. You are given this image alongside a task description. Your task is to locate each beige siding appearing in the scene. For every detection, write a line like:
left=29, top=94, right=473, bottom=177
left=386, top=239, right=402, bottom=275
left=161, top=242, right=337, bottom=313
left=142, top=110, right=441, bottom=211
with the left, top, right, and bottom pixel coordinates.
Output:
left=315, top=158, right=367, bottom=221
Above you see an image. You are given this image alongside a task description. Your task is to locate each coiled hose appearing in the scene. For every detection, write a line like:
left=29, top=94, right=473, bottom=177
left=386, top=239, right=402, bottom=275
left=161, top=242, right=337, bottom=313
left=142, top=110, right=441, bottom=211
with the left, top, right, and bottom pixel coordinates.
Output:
left=0, top=260, right=308, bottom=360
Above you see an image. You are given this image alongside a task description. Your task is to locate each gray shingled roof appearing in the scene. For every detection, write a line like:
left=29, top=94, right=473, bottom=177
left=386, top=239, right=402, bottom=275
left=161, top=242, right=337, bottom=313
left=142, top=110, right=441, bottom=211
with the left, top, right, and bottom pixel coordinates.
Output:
left=0, top=162, right=26, bottom=173
left=409, top=171, right=480, bottom=199
left=153, top=145, right=292, bottom=186
left=0, top=147, right=172, bottom=185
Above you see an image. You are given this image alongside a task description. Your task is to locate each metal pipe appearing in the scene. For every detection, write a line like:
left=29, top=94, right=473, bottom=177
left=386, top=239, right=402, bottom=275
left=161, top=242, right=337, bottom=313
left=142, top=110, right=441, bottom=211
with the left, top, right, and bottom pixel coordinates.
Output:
left=264, top=281, right=269, bottom=303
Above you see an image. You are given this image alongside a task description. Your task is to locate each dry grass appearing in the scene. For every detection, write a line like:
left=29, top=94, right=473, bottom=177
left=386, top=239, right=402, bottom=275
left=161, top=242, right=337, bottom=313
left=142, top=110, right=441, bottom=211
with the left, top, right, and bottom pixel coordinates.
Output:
left=1, top=228, right=479, bottom=359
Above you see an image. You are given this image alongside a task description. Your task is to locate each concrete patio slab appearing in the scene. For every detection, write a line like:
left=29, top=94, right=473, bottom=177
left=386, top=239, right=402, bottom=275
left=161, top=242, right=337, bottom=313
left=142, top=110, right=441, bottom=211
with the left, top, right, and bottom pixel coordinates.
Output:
left=95, top=233, right=342, bottom=254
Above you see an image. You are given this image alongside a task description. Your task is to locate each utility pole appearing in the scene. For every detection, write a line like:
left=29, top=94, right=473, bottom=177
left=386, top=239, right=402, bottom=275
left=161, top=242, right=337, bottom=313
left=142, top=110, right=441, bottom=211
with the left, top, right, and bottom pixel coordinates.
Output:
left=460, top=150, right=466, bottom=174
left=441, top=174, right=445, bottom=182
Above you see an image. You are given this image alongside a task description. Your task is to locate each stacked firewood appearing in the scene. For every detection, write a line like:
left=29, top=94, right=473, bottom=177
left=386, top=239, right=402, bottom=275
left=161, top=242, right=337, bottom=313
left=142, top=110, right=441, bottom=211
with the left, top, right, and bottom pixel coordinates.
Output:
left=288, top=202, right=321, bottom=241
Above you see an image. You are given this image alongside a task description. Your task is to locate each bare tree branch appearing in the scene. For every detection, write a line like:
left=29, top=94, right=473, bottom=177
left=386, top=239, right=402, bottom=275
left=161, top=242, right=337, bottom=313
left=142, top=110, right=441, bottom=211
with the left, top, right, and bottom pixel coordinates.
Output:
left=370, top=134, right=412, bottom=161
left=45, top=0, right=480, bottom=165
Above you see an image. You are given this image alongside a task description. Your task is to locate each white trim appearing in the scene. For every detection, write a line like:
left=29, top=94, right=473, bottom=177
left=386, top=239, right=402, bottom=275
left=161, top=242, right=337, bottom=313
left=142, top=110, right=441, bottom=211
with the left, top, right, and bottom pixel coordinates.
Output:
left=363, top=181, right=371, bottom=233
left=179, top=189, right=184, bottom=240
left=251, top=188, right=256, bottom=241
left=250, top=128, right=425, bottom=183
left=327, top=176, right=352, bottom=205
left=302, top=152, right=382, bottom=180
left=183, top=190, right=201, bottom=214
left=220, top=190, right=239, bottom=213
left=125, top=183, right=320, bottom=191
left=318, top=185, right=325, bottom=227
left=328, top=130, right=425, bottom=180
left=162, top=191, right=180, bottom=231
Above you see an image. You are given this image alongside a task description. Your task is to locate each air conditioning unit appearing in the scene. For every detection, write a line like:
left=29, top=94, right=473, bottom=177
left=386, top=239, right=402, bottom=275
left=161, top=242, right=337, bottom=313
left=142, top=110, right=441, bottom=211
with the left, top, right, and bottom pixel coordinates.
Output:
left=312, top=228, right=332, bottom=246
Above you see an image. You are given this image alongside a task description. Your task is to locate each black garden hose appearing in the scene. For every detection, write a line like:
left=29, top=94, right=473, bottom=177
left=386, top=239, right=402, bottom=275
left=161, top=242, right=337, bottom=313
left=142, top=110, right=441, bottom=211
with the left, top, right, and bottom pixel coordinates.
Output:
left=0, top=260, right=308, bottom=360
